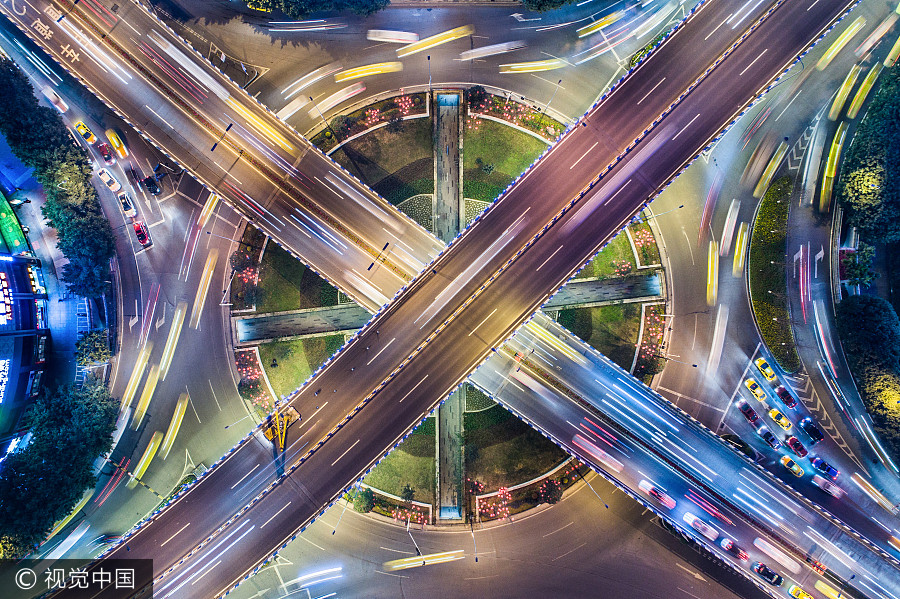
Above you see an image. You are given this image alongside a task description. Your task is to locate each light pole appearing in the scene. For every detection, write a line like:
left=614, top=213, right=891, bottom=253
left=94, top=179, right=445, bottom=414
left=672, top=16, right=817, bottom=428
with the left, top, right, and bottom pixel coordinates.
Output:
left=427, top=55, right=431, bottom=91
left=224, top=413, right=252, bottom=429
left=639, top=204, right=684, bottom=223
left=310, top=96, right=339, bottom=141
left=657, top=354, right=698, bottom=367
left=538, top=79, right=562, bottom=129
left=406, top=515, right=423, bottom=558
left=470, top=521, right=478, bottom=563
left=837, top=574, right=855, bottom=598
left=575, top=468, right=608, bottom=508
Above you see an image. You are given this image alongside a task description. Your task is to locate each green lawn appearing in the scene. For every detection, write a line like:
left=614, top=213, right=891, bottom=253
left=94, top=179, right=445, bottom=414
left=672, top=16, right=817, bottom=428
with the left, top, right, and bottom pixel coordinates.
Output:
left=465, top=385, right=496, bottom=412
left=576, top=232, right=636, bottom=279
left=258, top=335, right=344, bottom=398
left=255, top=243, right=339, bottom=313
left=557, top=303, right=640, bottom=371
left=396, top=194, right=433, bottom=231
left=363, top=432, right=435, bottom=503
left=465, top=404, right=566, bottom=491
left=463, top=120, right=548, bottom=201
left=333, top=118, right=434, bottom=205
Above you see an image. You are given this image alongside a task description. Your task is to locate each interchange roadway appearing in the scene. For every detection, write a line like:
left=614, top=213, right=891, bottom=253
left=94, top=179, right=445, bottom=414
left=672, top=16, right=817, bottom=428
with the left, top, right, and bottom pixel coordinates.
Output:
left=5, top=0, right=899, bottom=597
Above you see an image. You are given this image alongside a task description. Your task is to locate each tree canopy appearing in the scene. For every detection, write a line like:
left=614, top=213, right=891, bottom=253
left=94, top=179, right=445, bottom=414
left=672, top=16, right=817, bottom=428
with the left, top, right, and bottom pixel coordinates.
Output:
left=0, top=380, right=118, bottom=557
left=250, top=0, right=389, bottom=17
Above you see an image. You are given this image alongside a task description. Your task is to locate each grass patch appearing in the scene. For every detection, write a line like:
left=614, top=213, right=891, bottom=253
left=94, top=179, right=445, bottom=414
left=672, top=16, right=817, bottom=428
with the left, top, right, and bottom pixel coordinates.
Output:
left=363, top=439, right=435, bottom=504
left=466, top=404, right=566, bottom=492
left=463, top=181, right=505, bottom=203
left=256, top=243, right=338, bottom=313
left=396, top=194, right=433, bottom=231
left=630, top=221, right=661, bottom=266
left=576, top=232, right=635, bottom=279
left=748, top=176, right=801, bottom=372
left=464, top=199, right=491, bottom=226
left=463, top=119, right=548, bottom=191
left=258, top=335, right=344, bottom=398
left=557, top=303, right=640, bottom=371
left=630, top=30, right=668, bottom=67
left=465, top=385, right=496, bottom=412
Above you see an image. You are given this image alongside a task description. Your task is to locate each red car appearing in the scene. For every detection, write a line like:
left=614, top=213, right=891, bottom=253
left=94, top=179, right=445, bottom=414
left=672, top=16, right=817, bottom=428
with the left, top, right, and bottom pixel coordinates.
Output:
left=133, top=221, right=151, bottom=247
left=737, top=399, right=759, bottom=424
left=786, top=436, right=808, bottom=458
left=720, top=537, right=748, bottom=560
left=96, top=142, right=115, bottom=165
left=776, top=386, right=798, bottom=409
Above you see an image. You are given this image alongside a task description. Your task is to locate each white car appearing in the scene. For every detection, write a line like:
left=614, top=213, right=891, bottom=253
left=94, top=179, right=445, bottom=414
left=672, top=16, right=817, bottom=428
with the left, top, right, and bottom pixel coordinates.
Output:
left=683, top=512, right=718, bottom=541
left=117, top=192, right=136, bottom=218
left=41, top=86, right=68, bottom=113
left=812, top=474, right=845, bottom=498
left=97, top=168, right=121, bottom=193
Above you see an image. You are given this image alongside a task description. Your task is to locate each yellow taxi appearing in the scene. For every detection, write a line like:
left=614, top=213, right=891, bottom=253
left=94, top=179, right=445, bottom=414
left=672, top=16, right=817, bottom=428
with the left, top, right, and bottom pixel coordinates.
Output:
left=789, top=585, right=814, bottom=599
left=755, top=357, right=777, bottom=382
left=744, top=378, right=767, bottom=402
left=769, top=408, right=792, bottom=431
left=105, top=129, right=129, bottom=159
left=74, top=121, right=96, bottom=144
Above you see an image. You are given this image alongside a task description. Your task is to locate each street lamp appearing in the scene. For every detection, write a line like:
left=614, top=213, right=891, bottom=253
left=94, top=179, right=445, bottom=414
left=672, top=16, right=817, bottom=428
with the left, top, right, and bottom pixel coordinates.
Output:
left=427, top=55, right=431, bottom=91
left=224, top=413, right=252, bottom=429
left=639, top=204, right=684, bottom=222
left=538, top=79, right=562, bottom=129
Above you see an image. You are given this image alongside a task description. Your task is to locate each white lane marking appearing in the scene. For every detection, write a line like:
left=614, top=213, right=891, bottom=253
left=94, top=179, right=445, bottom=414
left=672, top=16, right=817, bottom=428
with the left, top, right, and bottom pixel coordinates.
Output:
left=536, top=244, right=564, bottom=271
left=331, top=439, right=360, bottom=466
left=704, top=15, right=732, bottom=41
left=260, top=501, right=292, bottom=529
left=469, top=309, right=498, bottom=337
left=542, top=521, right=574, bottom=537
left=367, top=337, right=396, bottom=365
left=160, top=523, right=191, bottom=548
left=637, top=77, right=666, bottom=105
left=739, top=48, right=768, bottom=77
left=671, top=114, right=700, bottom=141
left=570, top=142, right=599, bottom=169
left=399, top=376, right=429, bottom=403
left=230, top=463, right=260, bottom=490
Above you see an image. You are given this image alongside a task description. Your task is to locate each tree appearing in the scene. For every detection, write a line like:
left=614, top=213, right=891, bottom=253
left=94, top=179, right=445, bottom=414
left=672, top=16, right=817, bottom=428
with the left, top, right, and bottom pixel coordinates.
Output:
left=353, top=487, right=376, bottom=513
left=330, top=115, right=355, bottom=139
left=256, top=0, right=389, bottom=17
left=75, top=330, right=110, bottom=366
left=836, top=294, right=900, bottom=372
left=230, top=249, right=256, bottom=273
left=522, top=0, right=576, bottom=10
left=466, top=85, right=488, bottom=109
left=842, top=242, right=878, bottom=287
left=0, top=379, right=117, bottom=557
left=540, top=479, right=563, bottom=504
left=400, top=483, right=415, bottom=503
left=385, top=114, right=404, bottom=134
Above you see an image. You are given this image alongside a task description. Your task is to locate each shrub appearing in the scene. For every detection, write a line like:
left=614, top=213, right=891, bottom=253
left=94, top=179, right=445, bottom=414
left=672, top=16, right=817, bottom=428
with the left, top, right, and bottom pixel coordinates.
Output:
left=353, top=487, right=376, bottom=513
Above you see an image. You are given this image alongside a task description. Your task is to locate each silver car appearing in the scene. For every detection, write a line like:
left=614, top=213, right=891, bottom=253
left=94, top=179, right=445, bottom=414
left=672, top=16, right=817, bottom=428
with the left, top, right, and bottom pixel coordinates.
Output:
left=117, top=191, right=136, bottom=218
left=97, top=168, right=121, bottom=193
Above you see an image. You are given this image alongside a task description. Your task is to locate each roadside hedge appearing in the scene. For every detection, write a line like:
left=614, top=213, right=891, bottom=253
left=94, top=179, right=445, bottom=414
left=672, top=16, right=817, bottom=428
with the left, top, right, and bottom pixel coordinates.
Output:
left=748, top=176, right=801, bottom=372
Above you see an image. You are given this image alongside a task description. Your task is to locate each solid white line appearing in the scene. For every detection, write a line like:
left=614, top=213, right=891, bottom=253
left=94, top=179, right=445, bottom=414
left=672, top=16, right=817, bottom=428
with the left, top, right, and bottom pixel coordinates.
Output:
left=331, top=439, right=360, bottom=466
left=160, top=523, right=191, bottom=548
left=399, top=375, right=428, bottom=403
left=739, top=48, right=768, bottom=77
left=704, top=15, right=731, bottom=41
left=774, top=90, right=801, bottom=122
left=637, top=77, right=666, bottom=105
left=536, top=245, right=564, bottom=271
left=367, top=337, right=396, bottom=365
left=260, top=501, right=292, bottom=529
left=191, top=560, right=221, bottom=585
left=671, top=114, right=700, bottom=141
left=469, top=309, right=498, bottom=337
left=570, top=142, right=599, bottom=169
left=230, top=463, right=260, bottom=490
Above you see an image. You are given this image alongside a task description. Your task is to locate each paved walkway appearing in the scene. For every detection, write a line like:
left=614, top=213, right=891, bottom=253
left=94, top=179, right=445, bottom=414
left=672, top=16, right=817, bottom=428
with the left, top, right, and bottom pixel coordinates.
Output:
left=232, top=271, right=662, bottom=345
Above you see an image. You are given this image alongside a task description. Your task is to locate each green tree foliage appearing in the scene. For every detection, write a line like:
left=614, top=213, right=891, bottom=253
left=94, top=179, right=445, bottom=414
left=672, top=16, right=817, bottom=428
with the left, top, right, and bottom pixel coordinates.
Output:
left=842, top=242, right=878, bottom=287
left=352, top=487, right=376, bottom=513
left=400, top=483, right=415, bottom=503
left=522, top=0, right=576, bottom=11
left=0, top=379, right=117, bottom=557
left=466, top=85, right=488, bottom=108
left=836, top=295, right=900, bottom=464
left=838, top=65, right=900, bottom=242
left=540, top=479, right=563, bottom=504
left=251, top=0, right=389, bottom=17
left=0, top=59, right=114, bottom=297
left=75, top=330, right=110, bottom=366
left=385, top=114, right=404, bottom=134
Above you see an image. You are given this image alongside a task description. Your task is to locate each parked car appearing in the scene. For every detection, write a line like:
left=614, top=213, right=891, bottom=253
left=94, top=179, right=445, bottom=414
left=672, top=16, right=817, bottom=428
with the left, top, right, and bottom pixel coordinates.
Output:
left=737, top=399, right=759, bottom=425
left=776, top=385, right=798, bottom=409
left=744, top=378, right=767, bottom=402
left=753, top=562, right=784, bottom=586
left=118, top=192, right=136, bottom=218
left=74, top=121, right=96, bottom=144
left=757, top=426, right=781, bottom=450
left=811, top=457, right=839, bottom=480
left=781, top=455, right=805, bottom=477
left=786, top=436, right=808, bottom=458
left=755, top=357, right=777, bottom=382
left=142, top=176, right=161, bottom=195
left=799, top=417, right=825, bottom=445
left=768, top=408, right=792, bottom=431
left=133, top=221, right=151, bottom=247
left=97, top=168, right=121, bottom=193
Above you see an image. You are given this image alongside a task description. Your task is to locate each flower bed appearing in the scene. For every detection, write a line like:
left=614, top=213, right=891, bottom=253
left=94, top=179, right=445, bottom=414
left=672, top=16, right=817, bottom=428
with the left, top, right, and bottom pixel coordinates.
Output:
left=474, top=460, right=590, bottom=521
left=310, top=93, right=427, bottom=152
left=235, top=348, right=274, bottom=414
left=468, top=93, right=563, bottom=140
left=630, top=221, right=662, bottom=266
left=633, top=303, right=667, bottom=379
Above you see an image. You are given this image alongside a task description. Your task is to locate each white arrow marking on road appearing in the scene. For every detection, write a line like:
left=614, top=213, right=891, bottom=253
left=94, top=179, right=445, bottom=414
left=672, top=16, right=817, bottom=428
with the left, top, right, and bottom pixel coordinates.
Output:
left=676, top=562, right=706, bottom=581
left=511, top=12, right=542, bottom=21
left=155, top=301, right=166, bottom=330
left=129, top=299, right=139, bottom=330
left=815, top=245, right=824, bottom=278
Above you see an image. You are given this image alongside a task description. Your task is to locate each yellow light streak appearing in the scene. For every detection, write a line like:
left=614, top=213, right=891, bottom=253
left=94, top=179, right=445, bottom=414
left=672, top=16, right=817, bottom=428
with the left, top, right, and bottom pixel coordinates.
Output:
left=396, top=25, right=474, bottom=58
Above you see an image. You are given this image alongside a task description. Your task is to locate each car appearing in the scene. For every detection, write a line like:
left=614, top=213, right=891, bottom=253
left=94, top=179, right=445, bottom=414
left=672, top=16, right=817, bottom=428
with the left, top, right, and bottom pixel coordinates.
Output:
left=142, top=176, right=161, bottom=195
left=811, top=457, right=839, bottom=480
left=744, top=378, right=767, bottom=402
left=799, top=417, right=825, bottom=445
left=785, top=436, right=808, bottom=458
left=719, top=537, right=748, bottom=560
left=97, top=168, right=121, bottom=193
left=74, top=121, right=96, bottom=144
left=768, top=408, right=792, bottom=431
left=781, top=455, right=805, bottom=477
left=105, top=129, right=129, bottom=159
left=753, top=562, right=784, bottom=586
left=41, top=86, right=68, bottom=113
left=812, top=474, right=845, bottom=498
left=96, top=142, right=115, bottom=165
left=736, top=399, right=759, bottom=424
left=789, top=585, right=814, bottom=599
left=775, top=385, right=798, bottom=409
left=683, top=512, right=718, bottom=541
left=117, top=192, right=136, bottom=218
left=638, top=480, right=676, bottom=509
left=133, top=221, right=151, bottom=246
left=755, top=357, right=777, bottom=381
left=757, top=426, right=781, bottom=450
